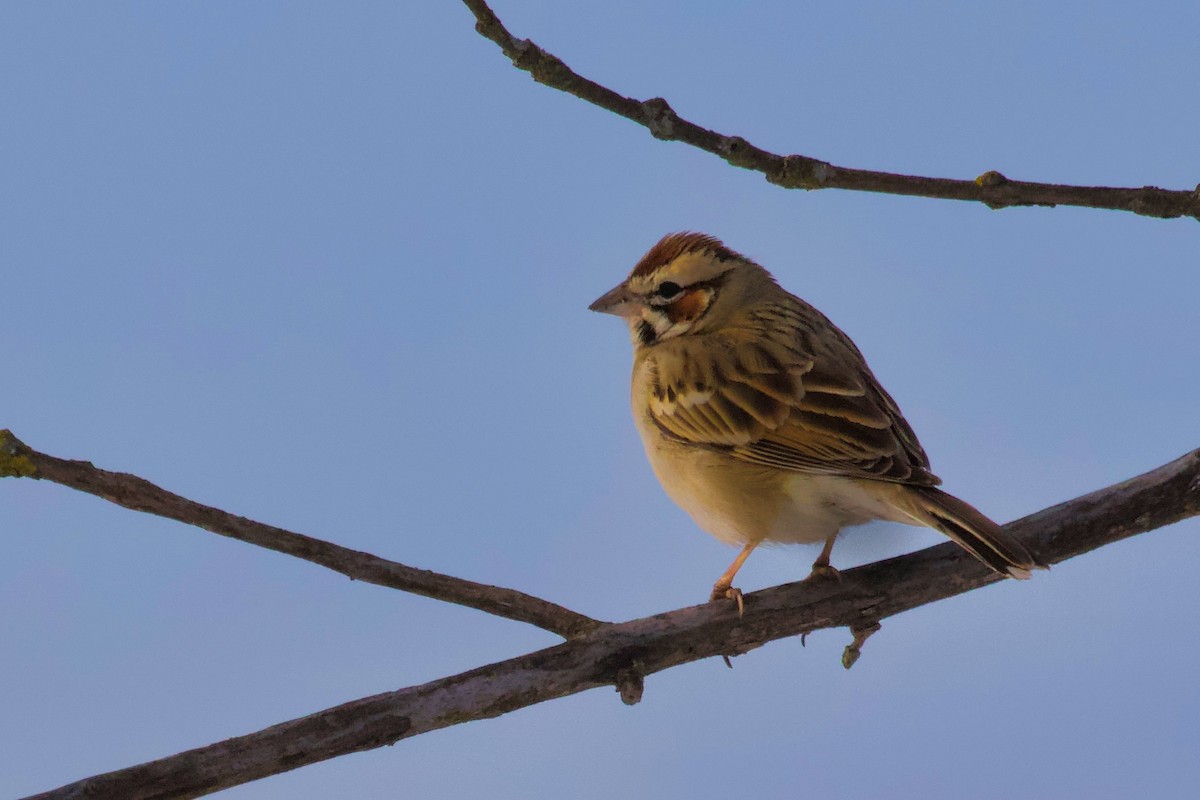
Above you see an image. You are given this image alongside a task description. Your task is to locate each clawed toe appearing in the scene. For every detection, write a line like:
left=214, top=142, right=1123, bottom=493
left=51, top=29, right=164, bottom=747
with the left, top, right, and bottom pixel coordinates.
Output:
left=710, top=585, right=745, bottom=616
left=809, top=563, right=842, bottom=582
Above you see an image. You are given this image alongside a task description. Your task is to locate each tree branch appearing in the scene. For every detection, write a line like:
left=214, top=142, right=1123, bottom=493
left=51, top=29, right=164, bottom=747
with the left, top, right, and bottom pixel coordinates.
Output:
left=26, top=447, right=1200, bottom=800
left=0, top=430, right=602, bottom=639
left=461, top=0, right=1200, bottom=222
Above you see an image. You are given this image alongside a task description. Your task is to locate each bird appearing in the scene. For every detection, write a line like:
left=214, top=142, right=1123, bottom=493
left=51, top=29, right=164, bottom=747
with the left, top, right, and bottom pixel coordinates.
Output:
left=589, top=232, right=1041, bottom=611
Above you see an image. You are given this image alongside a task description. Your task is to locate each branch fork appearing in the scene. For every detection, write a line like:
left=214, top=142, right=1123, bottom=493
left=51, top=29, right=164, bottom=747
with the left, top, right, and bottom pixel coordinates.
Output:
left=7, top=427, right=1199, bottom=799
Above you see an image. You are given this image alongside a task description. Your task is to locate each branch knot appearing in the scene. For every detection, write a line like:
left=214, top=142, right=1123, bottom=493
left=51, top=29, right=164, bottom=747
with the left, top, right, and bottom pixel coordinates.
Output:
left=615, top=660, right=646, bottom=706
left=641, top=97, right=678, bottom=140
left=719, top=136, right=760, bottom=169
left=842, top=621, right=881, bottom=670
left=768, top=154, right=830, bottom=189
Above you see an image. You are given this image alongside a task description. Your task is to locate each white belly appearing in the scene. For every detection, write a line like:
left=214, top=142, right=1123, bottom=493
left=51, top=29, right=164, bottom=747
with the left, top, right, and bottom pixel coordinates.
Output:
left=639, top=420, right=917, bottom=547
left=769, top=473, right=918, bottom=543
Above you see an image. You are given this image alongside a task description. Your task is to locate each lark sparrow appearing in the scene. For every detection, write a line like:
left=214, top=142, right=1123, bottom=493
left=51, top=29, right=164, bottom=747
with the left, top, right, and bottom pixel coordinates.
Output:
left=590, top=232, right=1041, bottom=609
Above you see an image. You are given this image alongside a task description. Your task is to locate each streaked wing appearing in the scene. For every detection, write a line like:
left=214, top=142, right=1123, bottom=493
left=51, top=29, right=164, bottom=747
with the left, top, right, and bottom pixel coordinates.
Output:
left=645, top=334, right=806, bottom=447
left=643, top=302, right=940, bottom=486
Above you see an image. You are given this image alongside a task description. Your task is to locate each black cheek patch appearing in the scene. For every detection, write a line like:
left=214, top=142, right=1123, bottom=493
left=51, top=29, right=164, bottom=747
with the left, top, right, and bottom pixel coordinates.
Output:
left=636, top=320, right=657, bottom=346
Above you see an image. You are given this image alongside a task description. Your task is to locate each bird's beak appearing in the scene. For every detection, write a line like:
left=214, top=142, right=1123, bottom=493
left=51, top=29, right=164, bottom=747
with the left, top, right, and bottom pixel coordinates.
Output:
left=588, top=282, right=640, bottom=318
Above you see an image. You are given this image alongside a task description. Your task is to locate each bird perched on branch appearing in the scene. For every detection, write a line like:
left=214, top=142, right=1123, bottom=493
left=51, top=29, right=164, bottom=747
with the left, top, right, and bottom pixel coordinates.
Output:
left=590, top=232, right=1041, bottom=611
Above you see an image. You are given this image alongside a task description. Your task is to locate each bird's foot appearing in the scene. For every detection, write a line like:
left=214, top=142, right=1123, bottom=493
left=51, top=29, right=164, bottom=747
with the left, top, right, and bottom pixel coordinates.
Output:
left=808, top=563, right=843, bottom=582
left=710, top=584, right=744, bottom=616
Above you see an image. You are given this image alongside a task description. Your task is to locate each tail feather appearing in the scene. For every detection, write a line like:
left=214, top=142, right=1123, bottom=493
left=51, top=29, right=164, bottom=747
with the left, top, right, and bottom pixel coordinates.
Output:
left=910, top=487, right=1043, bottom=579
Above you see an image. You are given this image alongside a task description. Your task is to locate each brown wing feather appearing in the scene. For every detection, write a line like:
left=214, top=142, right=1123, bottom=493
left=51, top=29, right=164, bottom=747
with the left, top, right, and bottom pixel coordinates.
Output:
left=643, top=299, right=940, bottom=487
left=645, top=336, right=797, bottom=447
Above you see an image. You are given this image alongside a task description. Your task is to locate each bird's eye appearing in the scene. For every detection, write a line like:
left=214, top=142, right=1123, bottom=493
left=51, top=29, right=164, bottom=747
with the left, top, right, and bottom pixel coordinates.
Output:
left=655, top=281, right=683, bottom=300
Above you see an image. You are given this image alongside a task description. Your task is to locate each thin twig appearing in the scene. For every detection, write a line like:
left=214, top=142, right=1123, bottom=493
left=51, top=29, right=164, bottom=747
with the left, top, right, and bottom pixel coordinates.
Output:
left=26, top=447, right=1200, bottom=800
left=461, top=0, right=1200, bottom=222
left=0, top=430, right=602, bottom=639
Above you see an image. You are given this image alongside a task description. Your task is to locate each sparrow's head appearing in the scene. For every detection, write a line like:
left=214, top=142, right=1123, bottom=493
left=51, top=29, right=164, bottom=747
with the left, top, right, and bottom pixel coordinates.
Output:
left=589, top=232, right=772, bottom=346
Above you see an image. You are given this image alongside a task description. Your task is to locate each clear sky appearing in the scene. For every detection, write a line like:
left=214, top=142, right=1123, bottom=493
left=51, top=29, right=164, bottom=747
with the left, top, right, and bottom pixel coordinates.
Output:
left=3, top=2, right=1199, bottom=798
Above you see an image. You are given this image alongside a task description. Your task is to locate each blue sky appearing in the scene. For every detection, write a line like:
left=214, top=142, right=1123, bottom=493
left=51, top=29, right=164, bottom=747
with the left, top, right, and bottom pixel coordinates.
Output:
left=3, top=2, right=1199, bottom=797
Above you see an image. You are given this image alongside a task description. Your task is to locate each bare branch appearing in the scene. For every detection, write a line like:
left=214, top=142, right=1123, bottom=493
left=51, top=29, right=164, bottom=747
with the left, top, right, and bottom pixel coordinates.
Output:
left=0, top=430, right=602, bottom=639
left=461, top=0, right=1200, bottom=222
left=27, top=447, right=1200, bottom=800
